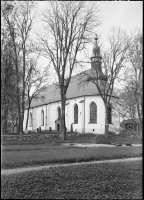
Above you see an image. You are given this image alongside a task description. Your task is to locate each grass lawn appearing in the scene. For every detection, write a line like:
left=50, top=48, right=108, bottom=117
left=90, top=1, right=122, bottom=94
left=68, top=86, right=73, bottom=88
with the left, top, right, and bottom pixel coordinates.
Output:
left=1, top=160, right=142, bottom=199
left=1, top=143, right=142, bottom=169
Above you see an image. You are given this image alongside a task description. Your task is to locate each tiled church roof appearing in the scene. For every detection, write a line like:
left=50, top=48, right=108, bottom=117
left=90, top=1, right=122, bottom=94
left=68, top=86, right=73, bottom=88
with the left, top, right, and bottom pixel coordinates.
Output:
left=29, top=70, right=117, bottom=108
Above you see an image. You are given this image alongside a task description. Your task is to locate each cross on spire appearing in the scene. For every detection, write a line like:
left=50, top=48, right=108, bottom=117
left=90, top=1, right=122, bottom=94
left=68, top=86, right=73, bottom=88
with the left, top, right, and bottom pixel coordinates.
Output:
left=95, top=33, right=98, bottom=41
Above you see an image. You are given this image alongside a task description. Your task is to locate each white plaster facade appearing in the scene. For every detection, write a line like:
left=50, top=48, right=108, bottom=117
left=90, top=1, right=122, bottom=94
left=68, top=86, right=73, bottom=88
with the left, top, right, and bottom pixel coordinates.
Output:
left=23, top=95, right=119, bottom=135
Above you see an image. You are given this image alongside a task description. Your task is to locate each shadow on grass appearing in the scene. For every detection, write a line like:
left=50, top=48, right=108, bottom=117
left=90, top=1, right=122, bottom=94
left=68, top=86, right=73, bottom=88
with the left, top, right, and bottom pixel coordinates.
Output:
left=1, top=153, right=142, bottom=170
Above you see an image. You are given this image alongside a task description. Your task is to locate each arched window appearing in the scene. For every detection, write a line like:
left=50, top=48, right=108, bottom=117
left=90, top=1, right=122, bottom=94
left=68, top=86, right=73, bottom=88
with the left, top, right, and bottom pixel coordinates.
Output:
left=74, top=104, right=78, bottom=124
left=41, top=109, right=44, bottom=126
left=107, top=104, right=112, bottom=124
left=29, top=112, right=32, bottom=127
left=58, top=107, right=61, bottom=119
left=90, top=102, right=97, bottom=123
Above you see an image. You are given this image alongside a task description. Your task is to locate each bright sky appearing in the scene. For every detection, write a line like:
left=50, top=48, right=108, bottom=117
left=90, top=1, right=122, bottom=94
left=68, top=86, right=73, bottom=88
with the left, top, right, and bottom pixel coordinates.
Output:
left=34, top=1, right=143, bottom=83
left=98, top=1, right=142, bottom=32
left=97, top=1, right=142, bottom=47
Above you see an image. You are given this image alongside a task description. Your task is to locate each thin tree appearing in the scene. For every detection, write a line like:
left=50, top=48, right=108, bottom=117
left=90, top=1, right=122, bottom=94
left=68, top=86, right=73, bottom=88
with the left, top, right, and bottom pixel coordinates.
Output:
left=115, top=30, right=143, bottom=136
left=115, top=87, right=137, bottom=120
left=1, top=3, right=18, bottom=135
left=2, top=1, right=37, bottom=140
left=25, top=58, right=49, bottom=133
left=127, top=30, right=143, bottom=135
left=79, top=28, right=131, bottom=137
left=39, top=1, right=100, bottom=140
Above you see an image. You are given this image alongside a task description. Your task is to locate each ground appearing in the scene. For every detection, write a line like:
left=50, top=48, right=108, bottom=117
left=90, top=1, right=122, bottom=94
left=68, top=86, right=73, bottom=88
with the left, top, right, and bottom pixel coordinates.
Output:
left=1, top=143, right=142, bottom=169
left=1, top=160, right=142, bottom=199
left=1, top=133, right=142, bottom=169
left=1, top=133, right=142, bottom=199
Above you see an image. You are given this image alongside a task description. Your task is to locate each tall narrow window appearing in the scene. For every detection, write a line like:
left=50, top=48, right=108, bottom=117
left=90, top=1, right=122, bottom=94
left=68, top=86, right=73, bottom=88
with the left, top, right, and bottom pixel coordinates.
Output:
left=74, top=104, right=78, bottom=124
left=41, top=109, right=44, bottom=126
left=90, top=102, right=97, bottom=123
left=58, top=107, right=61, bottom=119
left=107, top=104, right=112, bottom=124
left=29, top=112, right=32, bottom=127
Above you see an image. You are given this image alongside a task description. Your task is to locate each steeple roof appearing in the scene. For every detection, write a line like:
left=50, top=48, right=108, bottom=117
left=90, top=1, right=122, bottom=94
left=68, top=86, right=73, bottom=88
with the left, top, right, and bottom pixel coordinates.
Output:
left=92, top=34, right=101, bottom=57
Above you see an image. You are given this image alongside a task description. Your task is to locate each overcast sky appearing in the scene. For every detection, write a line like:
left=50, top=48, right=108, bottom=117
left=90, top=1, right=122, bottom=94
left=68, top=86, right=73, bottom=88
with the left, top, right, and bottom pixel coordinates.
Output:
left=35, top=1, right=142, bottom=82
left=37, top=1, right=142, bottom=37
left=97, top=1, right=142, bottom=33
left=97, top=1, right=142, bottom=46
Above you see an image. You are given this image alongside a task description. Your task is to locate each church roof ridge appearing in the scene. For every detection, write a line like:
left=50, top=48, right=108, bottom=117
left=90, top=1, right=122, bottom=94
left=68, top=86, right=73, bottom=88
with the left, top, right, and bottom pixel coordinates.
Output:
left=28, top=68, right=117, bottom=109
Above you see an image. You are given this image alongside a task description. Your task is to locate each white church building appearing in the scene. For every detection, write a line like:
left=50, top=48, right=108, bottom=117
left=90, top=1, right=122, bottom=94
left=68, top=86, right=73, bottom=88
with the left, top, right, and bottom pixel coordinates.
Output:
left=23, top=37, right=118, bottom=135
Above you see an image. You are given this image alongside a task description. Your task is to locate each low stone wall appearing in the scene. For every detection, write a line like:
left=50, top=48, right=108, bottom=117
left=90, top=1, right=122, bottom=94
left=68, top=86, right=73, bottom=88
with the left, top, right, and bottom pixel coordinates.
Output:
left=1, top=132, right=77, bottom=141
left=1, top=134, right=58, bottom=141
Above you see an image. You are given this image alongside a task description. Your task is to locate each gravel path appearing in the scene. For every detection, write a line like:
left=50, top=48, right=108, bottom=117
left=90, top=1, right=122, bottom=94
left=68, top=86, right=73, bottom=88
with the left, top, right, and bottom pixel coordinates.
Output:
left=63, top=143, right=142, bottom=148
left=1, top=157, right=142, bottom=176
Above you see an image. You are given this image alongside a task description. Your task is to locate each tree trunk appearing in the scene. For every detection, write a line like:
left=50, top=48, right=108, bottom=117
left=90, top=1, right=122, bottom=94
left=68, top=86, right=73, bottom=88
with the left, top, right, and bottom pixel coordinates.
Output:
left=25, top=100, right=31, bottom=133
left=13, top=126, right=14, bottom=134
left=19, top=114, right=23, bottom=141
left=3, top=105, right=8, bottom=135
left=105, top=117, right=109, bottom=138
left=136, top=101, right=142, bottom=137
left=13, top=43, right=23, bottom=141
left=25, top=109, right=29, bottom=134
left=104, top=105, right=109, bottom=138
left=60, top=90, right=66, bottom=140
left=16, top=86, right=23, bottom=141
left=21, top=48, right=26, bottom=136
left=16, top=75, right=23, bottom=141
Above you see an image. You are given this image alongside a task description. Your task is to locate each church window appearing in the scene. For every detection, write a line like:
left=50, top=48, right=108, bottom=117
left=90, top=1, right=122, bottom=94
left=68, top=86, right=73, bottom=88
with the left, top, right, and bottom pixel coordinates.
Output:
left=107, top=104, right=112, bottom=124
left=41, top=109, right=44, bottom=126
left=90, top=102, right=97, bottom=123
left=74, top=104, right=78, bottom=124
left=58, top=107, right=61, bottom=119
left=29, top=112, right=32, bottom=127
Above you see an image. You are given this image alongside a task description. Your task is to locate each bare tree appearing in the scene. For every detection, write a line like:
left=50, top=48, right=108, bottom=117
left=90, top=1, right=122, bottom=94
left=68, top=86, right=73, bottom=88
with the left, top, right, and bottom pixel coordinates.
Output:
left=1, top=3, right=18, bottom=135
left=39, top=1, right=100, bottom=140
left=107, top=30, right=143, bottom=137
left=79, top=28, right=131, bottom=137
left=25, top=58, right=49, bottom=133
left=115, top=87, right=137, bottom=120
left=2, top=1, right=37, bottom=140
left=126, top=30, right=143, bottom=134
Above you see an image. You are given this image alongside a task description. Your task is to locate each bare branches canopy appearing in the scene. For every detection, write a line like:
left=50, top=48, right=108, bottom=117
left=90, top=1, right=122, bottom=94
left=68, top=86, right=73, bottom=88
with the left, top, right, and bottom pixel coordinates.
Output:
left=39, top=1, right=100, bottom=139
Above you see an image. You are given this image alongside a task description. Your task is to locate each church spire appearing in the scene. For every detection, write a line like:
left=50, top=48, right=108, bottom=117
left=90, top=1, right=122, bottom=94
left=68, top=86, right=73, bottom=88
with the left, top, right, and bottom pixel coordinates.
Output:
left=92, top=34, right=101, bottom=57
left=91, top=34, right=102, bottom=63
left=90, top=34, right=107, bottom=81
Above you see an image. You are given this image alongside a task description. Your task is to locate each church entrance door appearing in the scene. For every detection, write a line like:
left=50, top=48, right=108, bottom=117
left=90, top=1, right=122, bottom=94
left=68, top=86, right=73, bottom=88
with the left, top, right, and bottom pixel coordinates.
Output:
left=57, top=123, right=60, bottom=132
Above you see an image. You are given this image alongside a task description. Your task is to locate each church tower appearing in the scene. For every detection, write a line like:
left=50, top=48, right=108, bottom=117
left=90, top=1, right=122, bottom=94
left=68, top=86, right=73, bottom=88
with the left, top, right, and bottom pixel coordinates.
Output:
left=90, top=35, right=107, bottom=81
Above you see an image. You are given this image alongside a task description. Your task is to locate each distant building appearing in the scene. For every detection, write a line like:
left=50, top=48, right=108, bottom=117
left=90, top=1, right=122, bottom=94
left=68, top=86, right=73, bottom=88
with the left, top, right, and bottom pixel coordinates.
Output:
left=23, top=36, right=118, bottom=134
left=120, top=118, right=141, bottom=132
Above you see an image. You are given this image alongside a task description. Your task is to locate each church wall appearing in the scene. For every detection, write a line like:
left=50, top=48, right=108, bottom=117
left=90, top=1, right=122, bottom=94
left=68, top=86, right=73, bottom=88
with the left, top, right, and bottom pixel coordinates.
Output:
left=23, top=108, right=33, bottom=131
left=66, top=97, right=85, bottom=133
left=84, top=96, right=105, bottom=134
left=24, top=95, right=107, bottom=134
left=35, top=105, right=47, bottom=131
left=32, top=107, right=36, bottom=131
left=47, top=102, right=61, bottom=131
